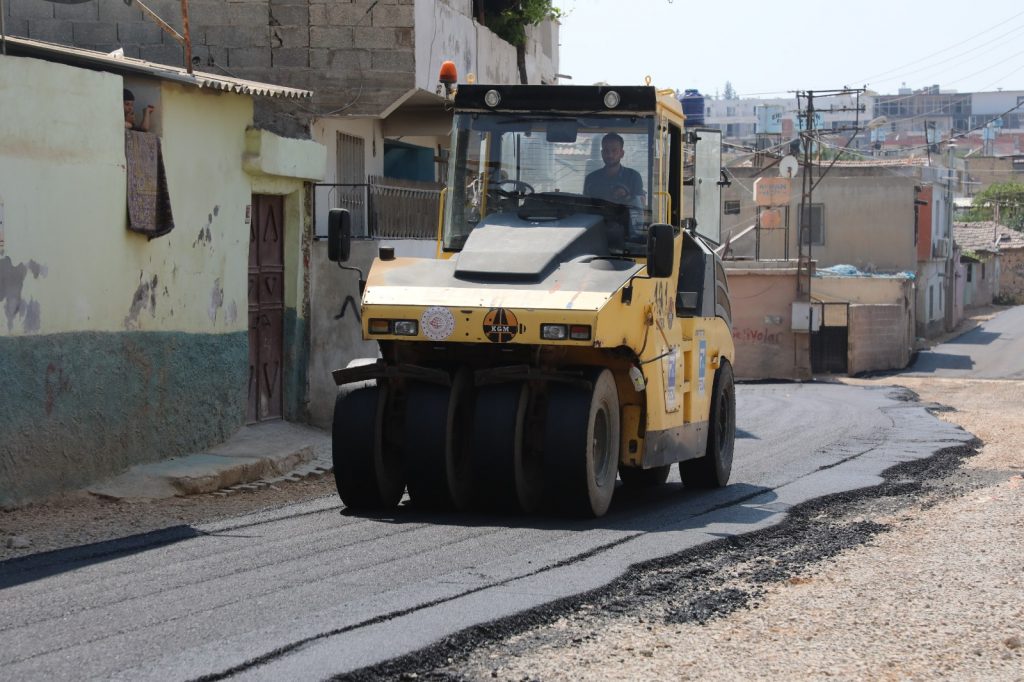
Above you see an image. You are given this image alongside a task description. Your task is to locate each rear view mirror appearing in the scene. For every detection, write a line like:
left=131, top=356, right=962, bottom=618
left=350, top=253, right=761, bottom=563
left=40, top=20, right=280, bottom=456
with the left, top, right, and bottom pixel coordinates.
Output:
left=646, top=223, right=675, bottom=278
left=546, top=121, right=578, bottom=143
left=328, top=208, right=352, bottom=263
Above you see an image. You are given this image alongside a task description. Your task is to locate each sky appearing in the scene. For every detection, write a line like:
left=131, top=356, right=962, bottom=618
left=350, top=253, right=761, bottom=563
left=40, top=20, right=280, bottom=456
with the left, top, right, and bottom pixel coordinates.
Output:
left=556, top=0, right=1024, bottom=98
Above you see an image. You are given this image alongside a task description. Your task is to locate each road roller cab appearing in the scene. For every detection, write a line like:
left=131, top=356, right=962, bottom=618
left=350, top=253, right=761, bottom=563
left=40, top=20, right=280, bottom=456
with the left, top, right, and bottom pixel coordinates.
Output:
left=328, top=81, right=736, bottom=518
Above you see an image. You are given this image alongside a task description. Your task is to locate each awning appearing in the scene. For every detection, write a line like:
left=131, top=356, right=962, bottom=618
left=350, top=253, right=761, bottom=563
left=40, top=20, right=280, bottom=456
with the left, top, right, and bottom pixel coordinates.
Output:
left=1, top=35, right=312, bottom=99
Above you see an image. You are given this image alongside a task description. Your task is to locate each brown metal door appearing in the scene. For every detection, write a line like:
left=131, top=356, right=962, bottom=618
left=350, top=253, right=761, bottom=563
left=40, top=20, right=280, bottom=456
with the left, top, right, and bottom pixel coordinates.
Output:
left=248, top=195, right=284, bottom=422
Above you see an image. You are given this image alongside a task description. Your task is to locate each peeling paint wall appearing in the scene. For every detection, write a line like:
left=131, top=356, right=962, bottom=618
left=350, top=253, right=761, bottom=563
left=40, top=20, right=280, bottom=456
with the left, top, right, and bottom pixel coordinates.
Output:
left=0, top=58, right=254, bottom=338
left=0, top=56, right=324, bottom=504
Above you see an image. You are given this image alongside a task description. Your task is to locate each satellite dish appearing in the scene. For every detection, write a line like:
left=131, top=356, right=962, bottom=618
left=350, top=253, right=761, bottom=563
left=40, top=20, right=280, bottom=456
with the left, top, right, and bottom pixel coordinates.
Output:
left=779, top=156, right=799, bottom=178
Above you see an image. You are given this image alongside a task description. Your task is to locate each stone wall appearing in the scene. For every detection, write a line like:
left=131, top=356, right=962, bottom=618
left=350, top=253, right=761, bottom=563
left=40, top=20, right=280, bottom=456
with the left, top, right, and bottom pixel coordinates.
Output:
left=998, top=248, right=1024, bottom=303
left=848, top=304, right=912, bottom=375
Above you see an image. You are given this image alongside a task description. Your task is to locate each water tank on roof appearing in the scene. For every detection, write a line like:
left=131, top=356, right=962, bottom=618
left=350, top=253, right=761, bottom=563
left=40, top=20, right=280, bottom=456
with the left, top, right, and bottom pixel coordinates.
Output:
left=680, top=89, right=705, bottom=127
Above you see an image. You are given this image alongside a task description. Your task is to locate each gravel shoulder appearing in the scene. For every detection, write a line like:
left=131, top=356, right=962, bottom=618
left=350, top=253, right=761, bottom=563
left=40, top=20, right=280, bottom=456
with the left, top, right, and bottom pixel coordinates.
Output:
left=393, top=375, right=1022, bottom=682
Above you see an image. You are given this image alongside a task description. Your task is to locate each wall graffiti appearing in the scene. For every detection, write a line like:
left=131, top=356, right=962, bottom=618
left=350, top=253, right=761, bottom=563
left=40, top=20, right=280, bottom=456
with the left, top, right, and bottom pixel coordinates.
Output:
left=334, top=295, right=361, bottom=322
left=733, top=327, right=783, bottom=346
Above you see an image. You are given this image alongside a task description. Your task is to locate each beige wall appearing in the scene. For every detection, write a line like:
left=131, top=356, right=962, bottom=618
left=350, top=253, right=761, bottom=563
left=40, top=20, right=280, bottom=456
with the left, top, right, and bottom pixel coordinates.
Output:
left=725, top=266, right=809, bottom=380
left=723, top=169, right=919, bottom=273
left=963, top=157, right=1024, bottom=195
left=0, top=56, right=262, bottom=336
left=813, top=276, right=912, bottom=305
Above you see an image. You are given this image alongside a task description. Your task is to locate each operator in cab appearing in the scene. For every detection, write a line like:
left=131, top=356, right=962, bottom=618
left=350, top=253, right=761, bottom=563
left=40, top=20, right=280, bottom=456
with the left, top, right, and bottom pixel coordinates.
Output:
left=583, top=133, right=644, bottom=205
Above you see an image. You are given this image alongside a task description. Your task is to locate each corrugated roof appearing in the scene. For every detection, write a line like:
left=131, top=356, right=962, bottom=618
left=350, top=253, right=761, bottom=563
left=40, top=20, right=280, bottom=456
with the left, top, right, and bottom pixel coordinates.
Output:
left=0, top=35, right=311, bottom=100
left=954, top=221, right=1024, bottom=253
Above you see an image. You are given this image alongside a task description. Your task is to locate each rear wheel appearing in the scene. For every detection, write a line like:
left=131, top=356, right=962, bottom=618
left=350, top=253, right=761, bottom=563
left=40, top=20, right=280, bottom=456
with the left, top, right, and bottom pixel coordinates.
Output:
left=544, top=369, right=620, bottom=517
left=332, top=385, right=405, bottom=510
left=680, top=361, right=735, bottom=488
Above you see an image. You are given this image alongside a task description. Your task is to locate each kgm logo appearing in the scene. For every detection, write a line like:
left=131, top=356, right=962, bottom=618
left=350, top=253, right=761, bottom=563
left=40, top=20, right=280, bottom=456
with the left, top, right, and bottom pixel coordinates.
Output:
left=482, top=308, right=520, bottom=343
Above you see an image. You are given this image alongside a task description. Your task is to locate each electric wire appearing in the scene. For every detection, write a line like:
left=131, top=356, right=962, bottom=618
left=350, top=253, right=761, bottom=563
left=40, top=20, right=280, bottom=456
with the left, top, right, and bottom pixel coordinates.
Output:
left=850, top=8, right=1024, bottom=86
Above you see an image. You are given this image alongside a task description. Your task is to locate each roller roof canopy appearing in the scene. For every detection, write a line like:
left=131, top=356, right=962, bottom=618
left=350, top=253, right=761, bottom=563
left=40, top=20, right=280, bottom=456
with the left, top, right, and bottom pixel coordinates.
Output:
left=454, top=84, right=657, bottom=113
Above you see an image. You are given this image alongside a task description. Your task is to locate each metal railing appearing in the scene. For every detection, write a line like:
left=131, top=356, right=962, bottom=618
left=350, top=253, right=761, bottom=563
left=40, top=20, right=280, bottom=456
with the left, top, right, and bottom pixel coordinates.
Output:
left=315, top=177, right=443, bottom=240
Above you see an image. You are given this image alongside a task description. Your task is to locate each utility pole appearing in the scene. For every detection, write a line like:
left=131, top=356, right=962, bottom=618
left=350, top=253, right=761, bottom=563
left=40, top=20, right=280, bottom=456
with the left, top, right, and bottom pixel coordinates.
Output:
left=794, top=88, right=867, bottom=300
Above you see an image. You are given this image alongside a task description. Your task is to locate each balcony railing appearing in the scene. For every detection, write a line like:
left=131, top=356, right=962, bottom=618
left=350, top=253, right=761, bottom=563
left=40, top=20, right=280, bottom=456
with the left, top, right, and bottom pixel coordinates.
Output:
left=315, top=176, right=443, bottom=241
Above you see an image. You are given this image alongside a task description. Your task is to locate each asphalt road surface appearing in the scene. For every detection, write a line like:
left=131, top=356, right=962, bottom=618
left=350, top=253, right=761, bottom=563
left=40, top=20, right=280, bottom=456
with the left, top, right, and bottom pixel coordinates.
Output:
left=0, top=380, right=973, bottom=681
left=905, top=304, right=1024, bottom=378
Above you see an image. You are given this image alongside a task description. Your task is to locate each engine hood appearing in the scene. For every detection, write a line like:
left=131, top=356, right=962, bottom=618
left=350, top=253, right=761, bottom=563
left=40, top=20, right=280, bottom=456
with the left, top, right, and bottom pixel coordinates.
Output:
left=362, top=209, right=645, bottom=312
left=454, top=213, right=609, bottom=281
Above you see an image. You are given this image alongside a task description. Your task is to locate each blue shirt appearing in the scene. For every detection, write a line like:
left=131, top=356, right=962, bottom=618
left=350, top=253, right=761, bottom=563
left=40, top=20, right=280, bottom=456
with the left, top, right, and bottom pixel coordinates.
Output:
left=584, top=165, right=644, bottom=204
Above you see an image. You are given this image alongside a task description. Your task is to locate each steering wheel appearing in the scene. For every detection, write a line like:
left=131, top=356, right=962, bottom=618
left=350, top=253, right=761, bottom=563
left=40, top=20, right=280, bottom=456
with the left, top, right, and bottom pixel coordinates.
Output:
left=492, top=179, right=535, bottom=201
left=607, top=182, right=635, bottom=202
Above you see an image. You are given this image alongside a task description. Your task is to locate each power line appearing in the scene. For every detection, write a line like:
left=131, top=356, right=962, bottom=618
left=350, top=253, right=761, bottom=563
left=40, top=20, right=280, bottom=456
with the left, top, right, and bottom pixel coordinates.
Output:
left=850, top=8, right=1024, bottom=85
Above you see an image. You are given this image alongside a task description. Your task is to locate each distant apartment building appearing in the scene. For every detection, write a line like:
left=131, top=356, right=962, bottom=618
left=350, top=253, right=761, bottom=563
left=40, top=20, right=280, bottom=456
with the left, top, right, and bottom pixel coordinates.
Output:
left=702, top=84, right=1024, bottom=154
left=702, top=92, right=874, bottom=149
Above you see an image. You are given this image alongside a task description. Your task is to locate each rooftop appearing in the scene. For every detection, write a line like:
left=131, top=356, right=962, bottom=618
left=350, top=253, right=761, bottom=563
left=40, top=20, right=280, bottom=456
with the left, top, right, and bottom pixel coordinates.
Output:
left=954, top=221, right=1024, bottom=252
left=0, top=35, right=311, bottom=100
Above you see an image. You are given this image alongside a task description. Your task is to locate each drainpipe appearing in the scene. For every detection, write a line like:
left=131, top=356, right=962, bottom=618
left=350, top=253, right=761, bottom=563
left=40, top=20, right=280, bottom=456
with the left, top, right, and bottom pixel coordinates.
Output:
left=945, top=143, right=957, bottom=331
left=1, top=0, right=7, bottom=56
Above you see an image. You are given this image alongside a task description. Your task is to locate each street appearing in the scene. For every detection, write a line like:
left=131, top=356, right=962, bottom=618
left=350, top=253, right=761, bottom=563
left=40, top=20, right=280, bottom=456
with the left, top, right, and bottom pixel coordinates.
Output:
left=0, top=380, right=973, bottom=680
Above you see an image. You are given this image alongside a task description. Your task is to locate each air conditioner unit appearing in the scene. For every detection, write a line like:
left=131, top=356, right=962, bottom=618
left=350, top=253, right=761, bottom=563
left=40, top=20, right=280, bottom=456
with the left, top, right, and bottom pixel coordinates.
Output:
left=932, top=237, right=950, bottom=259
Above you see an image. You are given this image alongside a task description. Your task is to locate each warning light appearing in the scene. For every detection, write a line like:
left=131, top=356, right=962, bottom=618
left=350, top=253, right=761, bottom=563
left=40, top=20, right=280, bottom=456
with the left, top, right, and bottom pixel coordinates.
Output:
left=438, top=60, right=458, bottom=98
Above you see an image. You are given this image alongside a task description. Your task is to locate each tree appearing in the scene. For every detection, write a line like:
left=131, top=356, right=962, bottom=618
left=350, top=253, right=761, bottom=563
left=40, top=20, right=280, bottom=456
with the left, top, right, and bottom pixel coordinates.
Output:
left=723, top=81, right=736, bottom=100
left=477, top=0, right=562, bottom=84
left=964, top=182, right=1024, bottom=230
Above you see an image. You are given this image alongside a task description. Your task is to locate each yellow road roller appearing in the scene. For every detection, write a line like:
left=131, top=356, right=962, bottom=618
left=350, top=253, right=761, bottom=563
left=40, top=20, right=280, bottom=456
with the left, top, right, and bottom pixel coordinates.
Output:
left=328, top=82, right=735, bottom=517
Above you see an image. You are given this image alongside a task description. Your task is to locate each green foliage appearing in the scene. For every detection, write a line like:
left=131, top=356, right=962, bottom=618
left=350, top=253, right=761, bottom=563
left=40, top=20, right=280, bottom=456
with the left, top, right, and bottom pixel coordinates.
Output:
left=723, top=81, right=736, bottom=100
left=485, top=0, right=562, bottom=47
left=964, top=181, right=1024, bottom=230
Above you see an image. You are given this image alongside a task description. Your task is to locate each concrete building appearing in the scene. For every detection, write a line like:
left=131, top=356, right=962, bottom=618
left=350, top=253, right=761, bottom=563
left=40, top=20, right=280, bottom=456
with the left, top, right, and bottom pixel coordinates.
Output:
left=2, top=0, right=561, bottom=430
left=953, top=223, right=1002, bottom=308
left=703, top=92, right=873, bottom=150
left=719, top=158, right=962, bottom=378
left=0, top=37, right=325, bottom=505
left=955, top=221, right=1024, bottom=305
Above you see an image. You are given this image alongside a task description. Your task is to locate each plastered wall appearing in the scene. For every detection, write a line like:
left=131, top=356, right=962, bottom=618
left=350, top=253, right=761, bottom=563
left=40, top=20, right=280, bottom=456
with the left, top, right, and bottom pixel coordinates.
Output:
left=0, top=56, right=281, bottom=504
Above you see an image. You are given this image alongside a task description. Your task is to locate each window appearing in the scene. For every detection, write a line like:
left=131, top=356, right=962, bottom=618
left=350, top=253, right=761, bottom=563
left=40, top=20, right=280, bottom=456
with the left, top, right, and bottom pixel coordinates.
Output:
left=336, top=131, right=367, bottom=236
left=724, top=200, right=741, bottom=215
left=966, top=264, right=973, bottom=282
left=798, top=203, right=825, bottom=245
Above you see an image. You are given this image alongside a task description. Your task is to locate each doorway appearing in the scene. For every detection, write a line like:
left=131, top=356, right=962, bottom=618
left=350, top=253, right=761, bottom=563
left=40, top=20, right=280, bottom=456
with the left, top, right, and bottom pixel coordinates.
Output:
left=248, top=194, right=284, bottom=422
left=811, top=302, right=849, bottom=374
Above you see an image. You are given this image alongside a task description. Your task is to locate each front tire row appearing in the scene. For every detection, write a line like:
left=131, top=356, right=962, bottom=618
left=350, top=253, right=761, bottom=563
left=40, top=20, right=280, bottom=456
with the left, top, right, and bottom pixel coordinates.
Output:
left=332, top=361, right=735, bottom=518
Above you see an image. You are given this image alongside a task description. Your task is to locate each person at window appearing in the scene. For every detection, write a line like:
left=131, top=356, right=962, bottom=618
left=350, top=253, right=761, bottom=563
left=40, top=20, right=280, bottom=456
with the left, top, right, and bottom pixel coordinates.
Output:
left=583, top=133, right=644, bottom=204
left=123, top=89, right=155, bottom=132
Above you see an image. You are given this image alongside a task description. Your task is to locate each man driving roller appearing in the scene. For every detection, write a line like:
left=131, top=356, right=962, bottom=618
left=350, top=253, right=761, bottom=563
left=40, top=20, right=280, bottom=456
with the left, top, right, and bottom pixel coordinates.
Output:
left=583, top=133, right=644, bottom=204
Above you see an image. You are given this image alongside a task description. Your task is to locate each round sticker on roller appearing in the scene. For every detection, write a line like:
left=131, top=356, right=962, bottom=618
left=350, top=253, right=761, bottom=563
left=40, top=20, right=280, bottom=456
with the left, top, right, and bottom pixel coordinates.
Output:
left=483, top=308, right=519, bottom=343
left=420, top=306, right=455, bottom=341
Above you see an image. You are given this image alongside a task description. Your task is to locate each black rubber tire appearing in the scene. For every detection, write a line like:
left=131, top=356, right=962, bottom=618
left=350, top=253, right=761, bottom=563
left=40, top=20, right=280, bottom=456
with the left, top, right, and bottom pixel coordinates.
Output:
left=403, top=371, right=475, bottom=511
left=332, top=385, right=405, bottom=510
left=471, top=382, right=532, bottom=512
left=618, top=464, right=671, bottom=488
left=680, top=360, right=736, bottom=488
left=544, top=369, right=620, bottom=517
